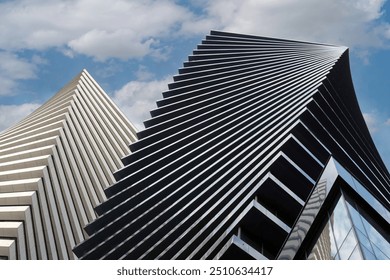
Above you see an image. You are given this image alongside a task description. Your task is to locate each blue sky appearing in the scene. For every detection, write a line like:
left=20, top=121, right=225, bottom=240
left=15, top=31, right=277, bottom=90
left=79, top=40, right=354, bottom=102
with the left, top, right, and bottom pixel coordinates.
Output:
left=0, top=0, right=390, bottom=169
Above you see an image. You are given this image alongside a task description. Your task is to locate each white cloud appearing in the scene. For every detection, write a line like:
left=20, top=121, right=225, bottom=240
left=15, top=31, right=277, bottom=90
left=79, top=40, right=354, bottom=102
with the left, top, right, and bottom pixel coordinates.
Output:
left=113, top=77, right=172, bottom=130
left=0, top=76, right=16, bottom=96
left=364, top=114, right=390, bottom=169
left=183, top=0, right=389, bottom=49
left=382, top=23, right=390, bottom=40
left=0, top=52, right=37, bottom=80
left=361, top=113, right=390, bottom=169
left=31, top=55, right=48, bottom=65
left=363, top=112, right=390, bottom=134
left=0, top=103, right=41, bottom=132
left=68, top=29, right=156, bottom=61
left=2, top=0, right=390, bottom=122
left=0, top=0, right=192, bottom=61
left=135, top=65, right=155, bottom=81
left=363, top=112, right=379, bottom=133
left=1, top=0, right=390, bottom=63
left=0, top=52, right=38, bottom=96
left=95, top=62, right=123, bottom=79
left=2, top=0, right=389, bottom=61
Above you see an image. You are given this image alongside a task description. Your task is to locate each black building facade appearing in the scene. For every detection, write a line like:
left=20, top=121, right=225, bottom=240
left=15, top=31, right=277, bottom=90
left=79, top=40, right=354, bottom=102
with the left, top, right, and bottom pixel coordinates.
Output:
left=74, top=31, right=390, bottom=260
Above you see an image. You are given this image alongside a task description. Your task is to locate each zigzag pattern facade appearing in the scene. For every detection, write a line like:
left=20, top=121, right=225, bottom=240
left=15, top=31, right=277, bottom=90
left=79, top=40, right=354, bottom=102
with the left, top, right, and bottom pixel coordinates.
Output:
left=0, top=70, right=137, bottom=259
left=74, top=31, right=390, bottom=260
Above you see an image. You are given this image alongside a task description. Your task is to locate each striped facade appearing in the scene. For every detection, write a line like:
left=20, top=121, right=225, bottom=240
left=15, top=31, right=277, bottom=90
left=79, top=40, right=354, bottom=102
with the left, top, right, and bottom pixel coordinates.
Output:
left=74, top=31, right=390, bottom=260
left=0, top=70, right=137, bottom=259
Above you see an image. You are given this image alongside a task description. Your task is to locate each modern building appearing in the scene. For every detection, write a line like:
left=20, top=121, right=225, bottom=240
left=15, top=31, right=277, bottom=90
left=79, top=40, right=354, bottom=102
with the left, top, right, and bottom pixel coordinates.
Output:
left=73, top=31, right=390, bottom=260
left=0, top=70, right=138, bottom=259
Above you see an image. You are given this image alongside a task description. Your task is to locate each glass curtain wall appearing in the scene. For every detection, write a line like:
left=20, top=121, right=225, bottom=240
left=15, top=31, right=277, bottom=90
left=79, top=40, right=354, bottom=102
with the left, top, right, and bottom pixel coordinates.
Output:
left=308, top=192, right=390, bottom=260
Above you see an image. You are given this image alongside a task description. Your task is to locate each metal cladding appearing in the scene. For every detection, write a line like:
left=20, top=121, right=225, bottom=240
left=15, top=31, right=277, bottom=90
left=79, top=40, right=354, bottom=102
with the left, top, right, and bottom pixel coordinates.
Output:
left=0, top=70, right=137, bottom=259
left=71, top=30, right=389, bottom=260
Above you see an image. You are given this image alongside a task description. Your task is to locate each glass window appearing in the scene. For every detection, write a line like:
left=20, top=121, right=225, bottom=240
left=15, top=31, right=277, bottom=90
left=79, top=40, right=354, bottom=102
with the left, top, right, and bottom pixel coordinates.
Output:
left=306, top=164, right=390, bottom=261
left=348, top=244, right=363, bottom=260
left=338, top=227, right=358, bottom=259
left=371, top=243, right=390, bottom=260
left=360, top=244, right=377, bottom=260
left=361, top=218, right=390, bottom=259
left=334, top=161, right=355, bottom=190
left=346, top=202, right=365, bottom=233
left=308, top=220, right=338, bottom=260
left=331, top=197, right=352, bottom=247
left=351, top=178, right=390, bottom=223
left=328, top=221, right=339, bottom=259
left=354, top=227, right=374, bottom=254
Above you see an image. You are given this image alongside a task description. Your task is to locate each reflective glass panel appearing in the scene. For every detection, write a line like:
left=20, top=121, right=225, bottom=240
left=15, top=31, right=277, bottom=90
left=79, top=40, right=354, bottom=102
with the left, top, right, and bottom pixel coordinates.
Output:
left=348, top=244, right=363, bottom=260
left=306, top=159, right=390, bottom=260
left=334, top=161, right=355, bottom=190
left=354, top=227, right=374, bottom=254
left=351, top=177, right=390, bottom=224
left=331, top=197, right=352, bottom=247
left=328, top=221, right=338, bottom=259
left=346, top=202, right=365, bottom=233
left=372, top=243, right=390, bottom=260
left=308, top=220, right=337, bottom=260
left=360, top=244, right=377, bottom=260
left=338, top=227, right=358, bottom=259
left=361, top=218, right=390, bottom=258
left=334, top=158, right=390, bottom=224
